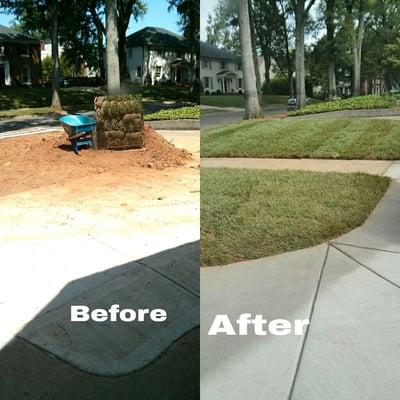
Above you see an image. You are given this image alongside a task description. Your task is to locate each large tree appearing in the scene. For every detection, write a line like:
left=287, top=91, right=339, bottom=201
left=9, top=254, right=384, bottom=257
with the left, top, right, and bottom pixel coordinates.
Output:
left=168, top=0, right=199, bottom=87
left=105, top=0, right=120, bottom=94
left=326, top=0, right=337, bottom=99
left=291, top=0, right=317, bottom=107
left=0, top=0, right=66, bottom=109
left=236, top=0, right=261, bottom=119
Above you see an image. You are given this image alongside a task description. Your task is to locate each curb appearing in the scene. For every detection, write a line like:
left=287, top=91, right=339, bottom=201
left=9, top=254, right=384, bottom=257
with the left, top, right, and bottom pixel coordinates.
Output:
left=289, top=107, right=400, bottom=119
left=146, top=119, right=199, bottom=130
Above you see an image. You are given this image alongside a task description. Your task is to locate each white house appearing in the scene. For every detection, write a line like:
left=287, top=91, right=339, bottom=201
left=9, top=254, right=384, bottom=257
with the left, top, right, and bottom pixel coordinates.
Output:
left=126, top=26, right=191, bottom=85
left=200, top=41, right=243, bottom=94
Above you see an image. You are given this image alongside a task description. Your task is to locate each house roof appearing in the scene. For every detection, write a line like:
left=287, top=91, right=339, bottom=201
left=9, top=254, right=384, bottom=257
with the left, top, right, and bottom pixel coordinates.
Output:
left=200, top=41, right=240, bottom=61
left=0, top=25, right=39, bottom=43
left=126, top=26, right=189, bottom=50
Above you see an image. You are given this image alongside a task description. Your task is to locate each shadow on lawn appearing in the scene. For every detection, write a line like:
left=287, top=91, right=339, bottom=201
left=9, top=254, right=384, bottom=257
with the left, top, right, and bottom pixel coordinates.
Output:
left=0, top=242, right=200, bottom=400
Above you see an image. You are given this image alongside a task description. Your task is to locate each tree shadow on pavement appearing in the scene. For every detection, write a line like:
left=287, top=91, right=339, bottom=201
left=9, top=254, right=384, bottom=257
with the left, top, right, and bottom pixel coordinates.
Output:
left=0, top=241, right=199, bottom=400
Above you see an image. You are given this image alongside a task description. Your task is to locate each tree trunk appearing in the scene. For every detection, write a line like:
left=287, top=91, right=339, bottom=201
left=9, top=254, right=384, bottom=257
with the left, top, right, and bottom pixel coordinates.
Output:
left=50, top=0, right=61, bottom=110
left=105, top=0, right=120, bottom=95
left=118, top=30, right=129, bottom=81
left=295, top=0, right=306, bottom=107
left=89, top=0, right=106, bottom=80
left=96, top=29, right=105, bottom=80
left=288, top=70, right=294, bottom=97
left=326, top=0, right=336, bottom=99
left=238, top=0, right=261, bottom=119
left=248, top=0, right=262, bottom=103
left=353, top=8, right=365, bottom=97
left=262, top=45, right=271, bottom=94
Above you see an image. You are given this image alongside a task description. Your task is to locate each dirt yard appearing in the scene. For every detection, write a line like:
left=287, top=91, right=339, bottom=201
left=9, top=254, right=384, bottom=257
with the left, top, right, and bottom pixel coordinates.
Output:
left=0, top=126, right=199, bottom=265
left=0, top=125, right=194, bottom=197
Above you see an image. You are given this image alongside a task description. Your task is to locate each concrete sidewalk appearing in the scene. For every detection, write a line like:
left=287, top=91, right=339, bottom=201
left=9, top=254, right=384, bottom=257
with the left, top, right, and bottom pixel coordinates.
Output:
left=201, top=180, right=400, bottom=399
left=202, top=157, right=400, bottom=176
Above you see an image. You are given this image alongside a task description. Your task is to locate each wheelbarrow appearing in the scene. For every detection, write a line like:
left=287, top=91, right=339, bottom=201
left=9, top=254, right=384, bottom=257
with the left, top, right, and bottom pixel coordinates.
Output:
left=59, top=114, right=96, bottom=155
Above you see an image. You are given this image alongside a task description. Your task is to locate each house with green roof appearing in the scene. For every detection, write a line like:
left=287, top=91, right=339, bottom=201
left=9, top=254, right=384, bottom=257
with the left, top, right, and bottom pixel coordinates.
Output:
left=0, top=24, right=41, bottom=86
left=126, top=26, right=191, bottom=85
left=200, top=41, right=243, bottom=95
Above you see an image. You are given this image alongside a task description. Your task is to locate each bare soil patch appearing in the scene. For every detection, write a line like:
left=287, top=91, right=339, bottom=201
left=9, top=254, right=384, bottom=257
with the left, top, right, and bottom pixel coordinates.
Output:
left=0, top=125, right=191, bottom=196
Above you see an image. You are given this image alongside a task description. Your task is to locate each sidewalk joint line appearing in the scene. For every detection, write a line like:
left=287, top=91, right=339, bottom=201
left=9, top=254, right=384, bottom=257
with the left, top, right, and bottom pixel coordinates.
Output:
left=382, top=161, right=394, bottom=176
left=287, top=244, right=330, bottom=400
left=87, top=233, right=199, bottom=299
left=330, top=241, right=400, bottom=255
left=330, top=243, right=400, bottom=290
left=136, top=259, right=199, bottom=299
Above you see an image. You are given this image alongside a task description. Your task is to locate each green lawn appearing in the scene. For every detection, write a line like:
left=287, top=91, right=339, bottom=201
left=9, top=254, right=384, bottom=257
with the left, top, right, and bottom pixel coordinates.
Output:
left=201, top=118, right=400, bottom=160
left=0, top=87, right=104, bottom=111
left=290, top=94, right=400, bottom=116
left=0, top=85, right=195, bottom=118
left=138, top=85, right=192, bottom=102
left=200, top=94, right=289, bottom=108
left=201, top=168, right=390, bottom=266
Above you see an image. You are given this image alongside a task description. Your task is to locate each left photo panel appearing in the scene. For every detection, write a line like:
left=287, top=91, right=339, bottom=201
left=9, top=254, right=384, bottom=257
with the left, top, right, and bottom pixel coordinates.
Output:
left=0, top=0, right=200, bottom=399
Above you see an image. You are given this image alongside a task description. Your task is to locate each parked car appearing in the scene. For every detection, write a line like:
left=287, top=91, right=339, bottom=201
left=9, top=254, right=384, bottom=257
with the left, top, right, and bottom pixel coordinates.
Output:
left=287, top=96, right=311, bottom=111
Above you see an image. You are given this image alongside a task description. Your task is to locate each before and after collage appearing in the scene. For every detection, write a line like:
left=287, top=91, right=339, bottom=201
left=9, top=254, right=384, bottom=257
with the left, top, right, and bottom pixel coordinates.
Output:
left=1, top=0, right=400, bottom=399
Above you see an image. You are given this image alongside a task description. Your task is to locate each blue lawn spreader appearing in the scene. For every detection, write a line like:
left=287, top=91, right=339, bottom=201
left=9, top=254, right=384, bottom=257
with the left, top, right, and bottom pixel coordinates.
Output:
left=59, top=114, right=96, bottom=155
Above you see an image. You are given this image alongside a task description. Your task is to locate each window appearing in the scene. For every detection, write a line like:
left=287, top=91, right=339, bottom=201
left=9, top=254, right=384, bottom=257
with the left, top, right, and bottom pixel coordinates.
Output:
left=220, top=61, right=226, bottom=70
left=137, top=66, right=142, bottom=78
left=128, top=48, right=133, bottom=58
left=21, top=65, right=30, bottom=84
left=237, top=63, right=241, bottom=70
left=0, top=43, right=4, bottom=56
left=155, top=66, right=162, bottom=78
left=21, top=44, right=29, bottom=57
left=238, top=78, right=242, bottom=89
left=201, top=59, right=208, bottom=69
left=204, top=77, right=213, bottom=89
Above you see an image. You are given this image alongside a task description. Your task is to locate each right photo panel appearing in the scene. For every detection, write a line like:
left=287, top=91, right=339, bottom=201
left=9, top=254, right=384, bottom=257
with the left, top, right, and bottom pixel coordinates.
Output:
left=200, top=0, right=400, bottom=399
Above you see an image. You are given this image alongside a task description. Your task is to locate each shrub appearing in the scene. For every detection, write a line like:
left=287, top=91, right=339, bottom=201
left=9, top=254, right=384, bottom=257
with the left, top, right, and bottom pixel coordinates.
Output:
left=270, top=76, right=292, bottom=95
left=290, top=94, right=399, bottom=116
left=144, top=106, right=200, bottom=121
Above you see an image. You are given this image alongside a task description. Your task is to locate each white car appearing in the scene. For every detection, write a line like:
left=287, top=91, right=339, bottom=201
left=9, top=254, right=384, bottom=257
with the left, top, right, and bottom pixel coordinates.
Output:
left=287, top=96, right=311, bottom=111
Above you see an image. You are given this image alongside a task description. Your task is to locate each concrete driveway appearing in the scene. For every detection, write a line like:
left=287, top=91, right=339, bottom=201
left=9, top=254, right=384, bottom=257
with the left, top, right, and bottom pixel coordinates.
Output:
left=0, top=130, right=199, bottom=396
left=201, top=178, right=400, bottom=400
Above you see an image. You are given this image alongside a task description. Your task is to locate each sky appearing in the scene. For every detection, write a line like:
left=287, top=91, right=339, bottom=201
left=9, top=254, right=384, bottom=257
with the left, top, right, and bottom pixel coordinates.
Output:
left=0, top=0, right=181, bottom=35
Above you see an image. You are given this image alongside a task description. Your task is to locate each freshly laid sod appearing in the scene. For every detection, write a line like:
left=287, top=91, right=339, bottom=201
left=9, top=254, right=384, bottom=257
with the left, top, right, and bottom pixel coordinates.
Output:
left=201, top=118, right=400, bottom=160
left=201, top=168, right=390, bottom=267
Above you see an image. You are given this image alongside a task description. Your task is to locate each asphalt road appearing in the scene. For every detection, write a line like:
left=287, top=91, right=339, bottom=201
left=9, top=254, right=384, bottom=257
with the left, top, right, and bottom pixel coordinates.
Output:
left=0, top=112, right=96, bottom=138
left=201, top=106, right=287, bottom=130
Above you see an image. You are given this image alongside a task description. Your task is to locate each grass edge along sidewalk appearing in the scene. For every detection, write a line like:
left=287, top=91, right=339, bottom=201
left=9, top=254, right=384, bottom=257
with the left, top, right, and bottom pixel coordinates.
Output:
left=201, top=118, right=400, bottom=160
left=201, top=168, right=390, bottom=267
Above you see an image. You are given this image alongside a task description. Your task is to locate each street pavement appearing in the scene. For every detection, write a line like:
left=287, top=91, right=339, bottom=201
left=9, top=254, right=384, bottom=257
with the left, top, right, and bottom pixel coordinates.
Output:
left=201, top=105, right=287, bottom=130
left=0, top=112, right=96, bottom=138
left=201, top=174, right=400, bottom=399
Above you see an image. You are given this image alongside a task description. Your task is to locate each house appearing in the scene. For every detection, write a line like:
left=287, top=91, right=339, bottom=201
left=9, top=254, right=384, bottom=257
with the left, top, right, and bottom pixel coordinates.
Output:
left=126, top=26, right=192, bottom=85
left=200, top=41, right=243, bottom=94
left=0, top=25, right=41, bottom=86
